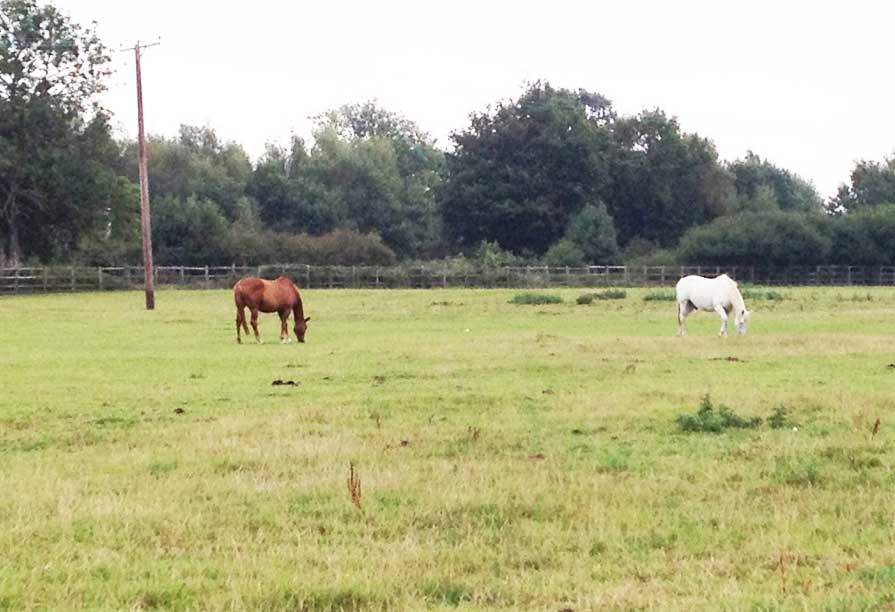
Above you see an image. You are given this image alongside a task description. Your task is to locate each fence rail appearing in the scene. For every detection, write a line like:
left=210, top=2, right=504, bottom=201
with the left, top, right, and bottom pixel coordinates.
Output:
left=2, top=264, right=895, bottom=295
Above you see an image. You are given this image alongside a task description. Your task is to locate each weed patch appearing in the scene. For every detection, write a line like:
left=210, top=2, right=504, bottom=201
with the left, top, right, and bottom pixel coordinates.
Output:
left=421, top=580, right=473, bottom=606
left=577, top=289, right=627, bottom=304
left=510, top=292, right=562, bottom=305
left=643, top=291, right=676, bottom=301
left=767, top=405, right=795, bottom=429
left=676, top=395, right=762, bottom=433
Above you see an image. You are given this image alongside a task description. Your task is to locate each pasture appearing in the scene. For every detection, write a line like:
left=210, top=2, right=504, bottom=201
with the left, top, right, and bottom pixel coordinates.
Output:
left=1, top=287, right=895, bottom=611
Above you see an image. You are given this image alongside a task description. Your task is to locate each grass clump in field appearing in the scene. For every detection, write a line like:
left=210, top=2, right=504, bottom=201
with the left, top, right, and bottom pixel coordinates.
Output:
left=741, top=288, right=786, bottom=301
left=643, top=290, right=676, bottom=301
left=677, top=394, right=762, bottom=432
left=577, top=289, right=627, bottom=304
left=509, top=292, right=562, bottom=305
left=767, top=405, right=795, bottom=429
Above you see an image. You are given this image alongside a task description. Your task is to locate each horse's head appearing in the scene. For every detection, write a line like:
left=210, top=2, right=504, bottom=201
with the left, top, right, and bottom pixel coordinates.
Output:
left=735, top=309, right=751, bottom=335
left=294, top=316, right=310, bottom=343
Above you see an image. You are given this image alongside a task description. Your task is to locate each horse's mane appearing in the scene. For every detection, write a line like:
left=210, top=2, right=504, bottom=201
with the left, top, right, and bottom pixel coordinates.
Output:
left=717, top=274, right=746, bottom=313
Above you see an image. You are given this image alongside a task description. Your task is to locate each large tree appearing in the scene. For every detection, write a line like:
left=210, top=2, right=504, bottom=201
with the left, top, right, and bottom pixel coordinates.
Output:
left=728, top=151, right=822, bottom=213
left=0, top=0, right=115, bottom=264
left=439, top=82, right=615, bottom=255
left=122, top=125, right=253, bottom=222
left=829, top=155, right=895, bottom=213
left=606, top=110, right=736, bottom=248
left=301, top=102, right=444, bottom=258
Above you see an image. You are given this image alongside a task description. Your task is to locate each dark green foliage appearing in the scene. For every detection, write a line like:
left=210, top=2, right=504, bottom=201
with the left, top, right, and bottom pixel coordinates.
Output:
left=440, top=81, right=615, bottom=255
left=577, top=289, right=626, bottom=304
left=544, top=239, right=586, bottom=267
left=676, top=395, right=762, bottom=433
left=606, top=110, right=736, bottom=247
left=127, top=126, right=253, bottom=221
left=152, top=196, right=229, bottom=265
left=830, top=155, right=895, bottom=212
left=564, top=202, right=620, bottom=263
left=828, top=204, right=895, bottom=265
left=768, top=405, right=794, bottom=429
left=0, top=0, right=124, bottom=265
left=474, top=240, right=520, bottom=267
left=643, top=291, right=676, bottom=301
left=676, top=211, right=832, bottom=266
left=509, top=292, right=563, bottom=305
left=729, top=151, right=822, bottom=213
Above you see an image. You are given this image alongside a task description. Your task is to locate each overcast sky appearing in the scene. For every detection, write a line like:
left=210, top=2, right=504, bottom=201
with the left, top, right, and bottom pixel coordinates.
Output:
left=53, top=0, right=895, bottom=199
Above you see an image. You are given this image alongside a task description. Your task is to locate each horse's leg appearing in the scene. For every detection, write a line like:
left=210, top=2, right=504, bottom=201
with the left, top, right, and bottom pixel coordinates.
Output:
left=714, top=304, right=729, bottom=337
left=677, top=301, right=689, bottom=336
left=236, top=306, right=245, bottom=344
left=678, top=301, right=697, bottom=336
left=279, top=310, right=290, bottom=344
left=250, top=308, right=262, bottom=343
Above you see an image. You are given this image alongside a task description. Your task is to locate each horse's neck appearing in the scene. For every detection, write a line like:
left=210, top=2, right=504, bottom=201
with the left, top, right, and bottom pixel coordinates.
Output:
left=293, top=292, right=305, bottom=318
left=729, top=286, right=745, bottom=314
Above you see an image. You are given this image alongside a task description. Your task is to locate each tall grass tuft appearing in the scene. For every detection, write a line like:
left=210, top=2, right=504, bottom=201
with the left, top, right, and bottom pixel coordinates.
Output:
left=510, top=292, right=563, bottom=305
left=577, top=289, right=627, bottom=304
left=677, top=395, right=762, bottom=433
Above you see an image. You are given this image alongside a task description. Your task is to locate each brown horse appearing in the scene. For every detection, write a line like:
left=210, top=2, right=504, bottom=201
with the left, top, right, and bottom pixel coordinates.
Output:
left=233, top=276, right=310, bottom=344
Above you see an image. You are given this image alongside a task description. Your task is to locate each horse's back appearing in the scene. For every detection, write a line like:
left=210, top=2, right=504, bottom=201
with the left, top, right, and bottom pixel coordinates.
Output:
left=676, top=274, right=735, bottom=310
left=234, top=276, right=297, bottom=312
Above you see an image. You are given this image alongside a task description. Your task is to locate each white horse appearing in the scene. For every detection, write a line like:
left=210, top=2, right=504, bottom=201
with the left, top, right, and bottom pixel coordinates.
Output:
left=675, top=274, right=751, bottom=337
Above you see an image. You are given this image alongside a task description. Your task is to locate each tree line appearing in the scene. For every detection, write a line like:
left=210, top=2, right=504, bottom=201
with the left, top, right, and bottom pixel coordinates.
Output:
left=3, top=0, right=895, bottom=269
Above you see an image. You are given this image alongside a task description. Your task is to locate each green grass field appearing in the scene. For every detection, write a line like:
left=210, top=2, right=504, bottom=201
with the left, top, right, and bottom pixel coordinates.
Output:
left=2, top=287, right=895, bottom=611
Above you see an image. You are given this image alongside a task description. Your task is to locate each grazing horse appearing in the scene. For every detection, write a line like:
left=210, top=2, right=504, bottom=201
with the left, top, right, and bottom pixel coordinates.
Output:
left=233, top=276, right=310, bottom=344
left=676, top=274, right=751, bottom=337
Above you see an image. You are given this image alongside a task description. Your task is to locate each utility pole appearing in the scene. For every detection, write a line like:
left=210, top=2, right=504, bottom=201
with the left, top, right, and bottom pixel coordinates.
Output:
left=124, top=40, right=160, bottom=310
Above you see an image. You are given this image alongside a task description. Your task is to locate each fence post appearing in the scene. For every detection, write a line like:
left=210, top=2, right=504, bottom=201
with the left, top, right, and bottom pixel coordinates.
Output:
left=98, top=267, right=103, bottom=290
left=660, top=266, right=666, bottom=285
left=306, top=265, right=311, bottom=289
left=43, top=267, right=48, bottom=292
left=13, top=267, right=18, bottom=293
left=847, top=266, right=852, bottom=286
left=443, top=265, right=448, bottom=289
left=204, top=265, right=210, bottom=287
left=180, top=266, right=185, bottom=285
left=257, top=265, right=262, bottom=278
left=70, top=267, right=75, bottom=291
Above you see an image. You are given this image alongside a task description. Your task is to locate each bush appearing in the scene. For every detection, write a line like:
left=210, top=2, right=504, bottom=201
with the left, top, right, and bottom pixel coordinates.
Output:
left=510, top=292, right=563, bottom=305
left=676, top=395, right=762, bottom=433
left=676, top=210, right=832, bottom=266
left=543, top=239, right=586, bottom=267
left=643, top=291, right=676, bottom=301
left=829, top=204, right=895, bottom=265
left=565, top=202, right=620, bottom=263
left=226, top=228, right=397, bottom=266
left=475, top=240, right=520, bottom=267
left=768, top=405, right=795, bottom=429
left=577, top=289, right=627, bottom=304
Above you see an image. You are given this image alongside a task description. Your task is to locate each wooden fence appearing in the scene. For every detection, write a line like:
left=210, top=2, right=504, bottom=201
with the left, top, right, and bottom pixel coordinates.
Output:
left=2, top=264, right=895, bottom=295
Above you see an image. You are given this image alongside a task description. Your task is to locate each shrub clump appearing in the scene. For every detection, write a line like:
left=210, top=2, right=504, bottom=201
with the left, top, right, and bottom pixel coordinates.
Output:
left=643, top=291, right=677, bottom=302
left=510, top=292, right=563, bottom=305
left=677, top=395, right=762, bottom=433
left=768, top=405, right=795, bottom=429
left=577, top=289, right=627, bottom=304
